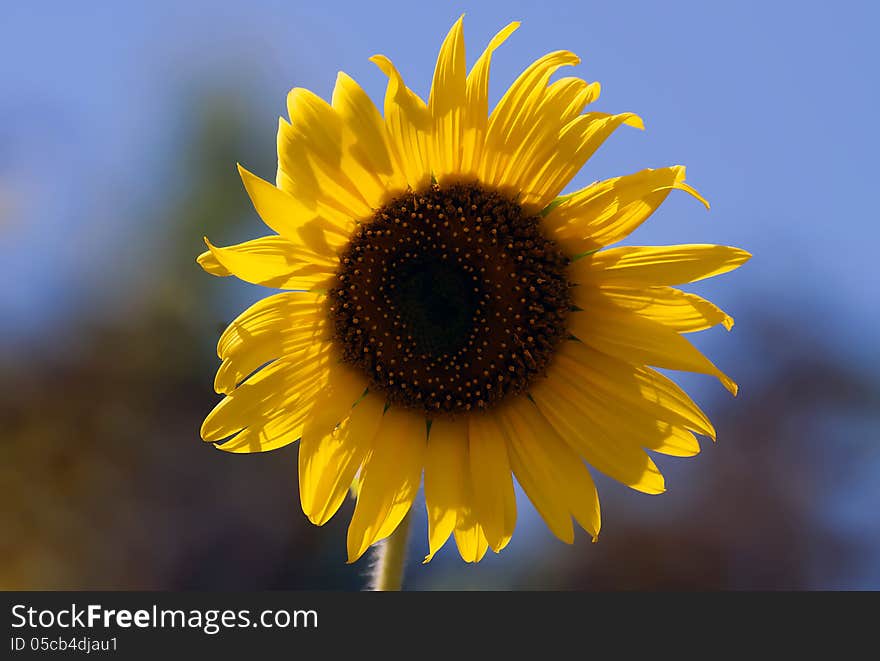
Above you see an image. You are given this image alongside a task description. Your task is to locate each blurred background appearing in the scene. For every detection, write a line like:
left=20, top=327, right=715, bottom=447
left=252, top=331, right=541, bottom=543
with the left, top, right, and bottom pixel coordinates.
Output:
left=2, top=1, right=878, bottom=590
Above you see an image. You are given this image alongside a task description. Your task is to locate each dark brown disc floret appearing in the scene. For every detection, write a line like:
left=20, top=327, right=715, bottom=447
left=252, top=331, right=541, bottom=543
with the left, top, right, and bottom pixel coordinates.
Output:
left=329, top=183, right=571, bottom=417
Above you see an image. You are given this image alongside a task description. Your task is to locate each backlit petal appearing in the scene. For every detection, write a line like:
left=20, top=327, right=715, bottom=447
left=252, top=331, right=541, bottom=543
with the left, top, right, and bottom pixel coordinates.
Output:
left=543, top=166, right=708, bottom=254
left=461, top=21, right=519, bottom=176
left=497, top=77, right=601, bottom=199
left=557, top=340, right=716, bottom=440
left=237, top=164, right=352, bottom=245
left=531, top=374, right=667, bottom=494
left=502, top=396, right=600, bottom=539
left=522, top=111, right=643, bottom=212
left=346, top=407, right=426, bottom=562
left=423, top=417, right=468, bottom=562
left=479, top=50, right=581, bottom=191
left=298, top=362, right=369, bottom=487
left=497, top=400, right=575, bottom=543
left=299, top=392, right=384, bottom=526
left=429, top=15, right=467, bottom=181
left=197, top=236, right=336, bottom=291
left=574, top=285, right=734, bottom=333
left=330, top=72, right=408, bottom=197
left=370, top=55, right=432, bottom=190
left=572, top=244, right=752, bottom=287
left=201, top=345, right=330, bottom=441
left=468, top=412, right=517, bottom=552
left=569, top=305, right=738, bottom=394
left=549, top=352, right=702, bottom=458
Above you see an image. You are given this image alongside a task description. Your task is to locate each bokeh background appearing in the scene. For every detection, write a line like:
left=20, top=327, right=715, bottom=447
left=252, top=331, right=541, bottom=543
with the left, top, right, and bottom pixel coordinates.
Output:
left=3, top=1, right=878, bottom=590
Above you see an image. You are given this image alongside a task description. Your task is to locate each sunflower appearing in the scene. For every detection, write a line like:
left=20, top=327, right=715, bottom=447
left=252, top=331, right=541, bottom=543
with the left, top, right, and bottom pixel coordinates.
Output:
left=197, top=17, right=749, bottom=564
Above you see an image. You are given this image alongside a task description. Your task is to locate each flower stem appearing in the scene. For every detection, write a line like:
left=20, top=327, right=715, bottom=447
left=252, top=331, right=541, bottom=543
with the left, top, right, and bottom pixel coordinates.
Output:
left=369, top=511, right=412, bottom=591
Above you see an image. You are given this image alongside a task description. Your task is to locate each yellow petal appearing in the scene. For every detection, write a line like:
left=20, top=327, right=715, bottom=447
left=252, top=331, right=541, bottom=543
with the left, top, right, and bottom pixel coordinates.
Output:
left=330, top=72, right=408, bottom=196
left=280, top=90, right=379, bottom=217
left=557, top=78, right=602, bottom=120
left=522, top=111, right=643, bottom=212
left=467, top=412, right=517, bottom=552
left=502, top=396, right=600, bottom=539
left=461, top=21, right=520, bottom=176
left=642, top=425, right=702, bottom=458
left=369, top=54, right=432, bottom=191
left=572, top=244, right=752, bottom=287
left=346, top=407, right=426, bottom=562
left=453, top=510, right=490, bottom=563
left=453, top=476, right=492, bottom=564
left=496, top=76, right=601, bottom=197
left=299, top=392, right=384, bottom=526
left=197, top=236, right=336, bottom=291
left=274, top=119, right=321, bottom=205
left=201, top=343, right=333, bottom=443
left=209, top=362, right=337, bottom=455
left=497, top=400, right=575, bottom=544
left=215, top=327, right=325, bottom=396
left=557, top=340, right=716, bottom=440
left=574, top=285, right=734, bottom=333
left=217, top=292, right=324, bottom=358
left=275, top=144, right=371, bottom=226
left=543, top=166, right=708, bottom=253
left=569, top=305, right=738, bottom=394
left=213, top=292, right=328, bottom=394
left=237, top=164, right=351, bottom=244
left=423, top=417, right=468, bottom=562
left=298, top=362, right=368, bottom=489
left=530, top=375, right=667, bottom=494
left=289, top=87, right=390, bottom=210
left=434, top=422, right=491, bottom=564
left=429, top=15, right=467, bottom=181
left=217, top=402, right=318, bottom=454
left=548, top=353, right=702, bottom=459
left=479, top=50, right=581, bottom=190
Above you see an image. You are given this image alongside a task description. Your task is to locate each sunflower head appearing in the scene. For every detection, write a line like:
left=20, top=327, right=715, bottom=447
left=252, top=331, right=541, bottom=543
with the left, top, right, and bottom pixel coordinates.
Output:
left=197, top=17, right=750, bottom=564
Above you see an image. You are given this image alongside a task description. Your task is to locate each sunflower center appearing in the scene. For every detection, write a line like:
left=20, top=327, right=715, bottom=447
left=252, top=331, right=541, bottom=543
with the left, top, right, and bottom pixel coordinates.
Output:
left=329, top=183, right=571, bottom=416
left=390, top=256, right=480, bottom=356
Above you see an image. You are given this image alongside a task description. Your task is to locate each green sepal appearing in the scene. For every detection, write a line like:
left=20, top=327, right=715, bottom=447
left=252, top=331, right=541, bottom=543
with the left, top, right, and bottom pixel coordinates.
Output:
left=539, top=192, right=577, bottom=217
left=571, top=247, right=601, bottom=261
